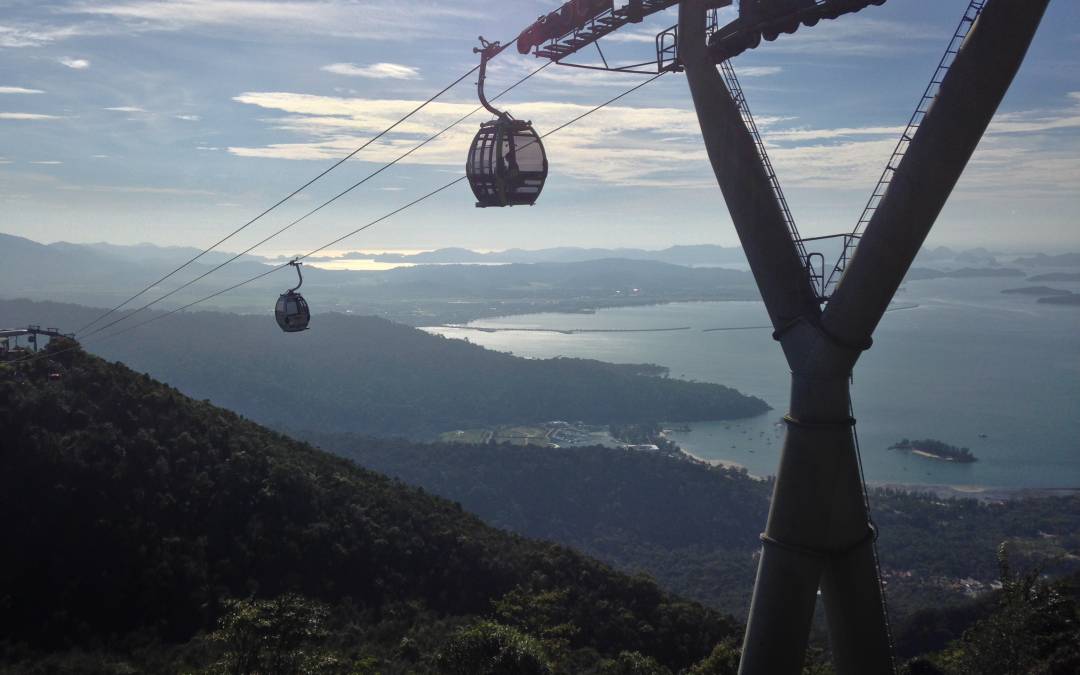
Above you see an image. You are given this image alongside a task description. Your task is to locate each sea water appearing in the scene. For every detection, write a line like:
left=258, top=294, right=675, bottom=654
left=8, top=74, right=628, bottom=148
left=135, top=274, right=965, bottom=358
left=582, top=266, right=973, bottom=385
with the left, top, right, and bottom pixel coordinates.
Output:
left=424, top=276, right=1080, bottom=488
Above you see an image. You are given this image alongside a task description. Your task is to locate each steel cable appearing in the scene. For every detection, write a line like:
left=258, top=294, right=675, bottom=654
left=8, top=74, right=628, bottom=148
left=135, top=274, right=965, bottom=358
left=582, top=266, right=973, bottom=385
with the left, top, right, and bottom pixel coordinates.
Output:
left=80, top=60, right=553, bottom=340
left=74, top=62, right=485, bottom=337
left=15, top=69, right=667, bottom=363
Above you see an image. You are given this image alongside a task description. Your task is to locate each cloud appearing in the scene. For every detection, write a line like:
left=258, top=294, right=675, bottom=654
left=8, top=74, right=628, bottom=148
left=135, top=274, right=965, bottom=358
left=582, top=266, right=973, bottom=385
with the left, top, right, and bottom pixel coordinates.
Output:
left=602, top=28, right=662, bottom=44
left=0, top=86, right=45, bottom=94
left=321, top=62, right=420, bottom=80
left=225, top=87, right=1080, bottom=194
left=0, top=23, right=83, bottom=48
left=57, top=183, right=218, bottom=195
left=766, top=125, right=904, bottom=142
left=228, top=90, right=712, bottom=186
left=483, top=54, right=659, bottom=90
left=31, top=160, right=63, bottom=165
left=737, top=66, right=783, bottom=78
left=59, top=57, right=90, bottom=69
left=986, top=92, right=1080, bottom=134
left=105, top=105, right=146, bottom=112
left=175, top=114, right=201, bottom=121
left=64, top=1, right=481, bottom=41
left=759, top=16, right=941, bottom=57
left=0, top=112, right=62, bottom=120
left=756, top=93, right=1080, bottom=194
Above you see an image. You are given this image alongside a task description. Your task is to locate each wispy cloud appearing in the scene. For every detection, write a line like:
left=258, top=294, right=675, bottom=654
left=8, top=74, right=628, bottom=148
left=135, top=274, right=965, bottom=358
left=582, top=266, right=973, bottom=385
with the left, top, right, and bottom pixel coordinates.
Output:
left=56, top=183, right=218, bottom=195
left=64, top=0, right=482, bottom=41
left=228, top=90, right=712, bottom=187
left=0, top=112, right=62, bottom=120
left=766, top=125, right=904, bottom=142
left=602, top=28, right=662, bottom=44
left=31, top=160, right=63, bottom=165
left=0, top=86, right=45, bottom=94
left=59, top=57, right=90, bottom=69
left=105, top=105, right=146, bottom=112
left=321, top=62, right=420, bottom=80
left=175, top=114, right=201, bottom=121
left=760, top=16, right=941, bottom=57
left=758, top=92, right=1080, bottom=193
left=0, top=23, right=83, bottom=48
left=987, top=92, right=1080, bottom=134
left=738, top=66, right=783, bottom=78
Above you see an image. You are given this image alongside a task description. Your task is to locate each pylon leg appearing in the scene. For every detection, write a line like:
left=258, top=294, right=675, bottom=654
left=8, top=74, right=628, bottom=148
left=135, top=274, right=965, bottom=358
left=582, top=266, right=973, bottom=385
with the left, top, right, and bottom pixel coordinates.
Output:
left=739, top=375, right=891, bottom=674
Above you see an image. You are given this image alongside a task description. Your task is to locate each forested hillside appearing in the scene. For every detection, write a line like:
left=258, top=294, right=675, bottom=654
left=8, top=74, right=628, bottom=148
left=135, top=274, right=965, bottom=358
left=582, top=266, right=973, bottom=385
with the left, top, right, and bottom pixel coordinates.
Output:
left=0, top=299, right=769, bottom=437
left=315, top=435, right=1080, bottom=635
left=0, top=343, right=736, bottom=673
left=3, top=342, right=1077, bottom=673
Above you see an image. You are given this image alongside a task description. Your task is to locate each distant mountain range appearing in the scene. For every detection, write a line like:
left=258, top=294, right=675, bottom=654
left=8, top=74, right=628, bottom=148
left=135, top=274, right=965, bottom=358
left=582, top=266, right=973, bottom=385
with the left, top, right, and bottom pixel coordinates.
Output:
left=0, top=233, right=759, bottom=324
left=1012, top=252, right=1080, bottom=267
left=297, top=244, right=750, bottom=266
left=905, top=267, right=1026, bottom=280
left=2, top=234, right=1077, bottom=326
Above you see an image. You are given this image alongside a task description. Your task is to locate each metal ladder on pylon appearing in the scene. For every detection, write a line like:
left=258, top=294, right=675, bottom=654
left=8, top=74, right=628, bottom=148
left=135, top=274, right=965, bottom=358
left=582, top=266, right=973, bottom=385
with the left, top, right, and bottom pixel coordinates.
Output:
left=719, top=60, right=823, bottom=297
left=823, top=0, right=986, bottom=298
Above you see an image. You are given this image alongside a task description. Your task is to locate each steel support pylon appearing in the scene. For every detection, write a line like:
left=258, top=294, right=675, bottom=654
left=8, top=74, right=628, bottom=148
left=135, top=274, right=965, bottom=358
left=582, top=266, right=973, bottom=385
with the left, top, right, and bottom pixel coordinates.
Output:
left=676, top=0, right=1050, bottom=672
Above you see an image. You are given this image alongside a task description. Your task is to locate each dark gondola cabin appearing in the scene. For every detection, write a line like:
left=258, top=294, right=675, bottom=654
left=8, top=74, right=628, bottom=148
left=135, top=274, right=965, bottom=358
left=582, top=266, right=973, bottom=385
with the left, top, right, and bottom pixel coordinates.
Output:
left=275, top=292, right=309, bottom=332
left=275, top=260, right=310, bottom=332
left=467, top=117, right=548, bottom=207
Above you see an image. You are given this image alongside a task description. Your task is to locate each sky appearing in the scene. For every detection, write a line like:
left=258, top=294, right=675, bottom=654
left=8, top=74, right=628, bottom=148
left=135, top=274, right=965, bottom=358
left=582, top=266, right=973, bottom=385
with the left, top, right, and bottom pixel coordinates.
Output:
left=1, top=0, right=1078, bottom=257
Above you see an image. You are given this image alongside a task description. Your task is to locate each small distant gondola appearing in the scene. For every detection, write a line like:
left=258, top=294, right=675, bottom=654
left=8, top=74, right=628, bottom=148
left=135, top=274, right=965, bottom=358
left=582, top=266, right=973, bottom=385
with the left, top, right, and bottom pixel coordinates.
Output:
left=275, top=259, right=310, bottom=332
left=466, top=38, right=548, bottom=208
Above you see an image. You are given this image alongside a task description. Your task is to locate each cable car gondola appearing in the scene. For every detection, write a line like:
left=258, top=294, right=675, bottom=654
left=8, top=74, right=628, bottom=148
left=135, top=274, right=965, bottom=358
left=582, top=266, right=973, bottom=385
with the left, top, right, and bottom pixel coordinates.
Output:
left=466, top=38, right=548, bottom=208
left=275, top=259, right=310, bottom=332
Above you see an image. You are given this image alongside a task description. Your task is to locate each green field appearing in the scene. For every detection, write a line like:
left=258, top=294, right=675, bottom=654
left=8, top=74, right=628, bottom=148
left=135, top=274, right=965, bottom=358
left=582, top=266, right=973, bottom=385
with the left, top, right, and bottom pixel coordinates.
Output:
left=439, top=426, right=554, bottom=447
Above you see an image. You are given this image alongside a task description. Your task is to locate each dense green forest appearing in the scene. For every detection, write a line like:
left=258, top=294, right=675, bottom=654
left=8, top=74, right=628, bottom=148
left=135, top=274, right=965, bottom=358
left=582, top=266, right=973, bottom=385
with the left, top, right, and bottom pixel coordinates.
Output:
left=0, top=299, right=768, bottom=438
left=313, top=435, right=1080, bottom=637
left=0, top=343, right=738, bottom=673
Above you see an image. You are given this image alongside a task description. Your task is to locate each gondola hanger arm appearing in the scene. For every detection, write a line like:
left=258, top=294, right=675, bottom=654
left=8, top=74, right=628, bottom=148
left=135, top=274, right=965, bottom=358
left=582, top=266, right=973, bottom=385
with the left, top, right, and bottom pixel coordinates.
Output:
left=475, top=37, right=514, bottom=118
left=287, top=258, right=304, bottom=293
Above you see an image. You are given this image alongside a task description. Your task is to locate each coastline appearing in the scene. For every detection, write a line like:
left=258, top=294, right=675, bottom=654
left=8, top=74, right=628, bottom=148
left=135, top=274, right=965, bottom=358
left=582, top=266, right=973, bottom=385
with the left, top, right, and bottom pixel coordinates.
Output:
left=677, top=448, right=1079, bottom=501
left=868, top=482, right=1080, bottom=502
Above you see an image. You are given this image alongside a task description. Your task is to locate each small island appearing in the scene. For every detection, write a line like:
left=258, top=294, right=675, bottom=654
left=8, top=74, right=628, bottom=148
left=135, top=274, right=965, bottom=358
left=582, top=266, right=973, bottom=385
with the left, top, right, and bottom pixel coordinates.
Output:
left=1000, top=285, right=1072, bottom=296
left=1037, top=294, right=1080, bottom=306
left=890, top=438, right=977, bottom=463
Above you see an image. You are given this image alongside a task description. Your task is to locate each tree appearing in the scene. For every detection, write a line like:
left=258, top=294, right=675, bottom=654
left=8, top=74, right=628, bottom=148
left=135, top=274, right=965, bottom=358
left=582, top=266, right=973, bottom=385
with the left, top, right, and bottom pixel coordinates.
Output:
left=436, top=621, right=553, bottom=675
left=689, top=639, right=740, bottom=675
left=600, top=651, right=673, bottom=674
left=936, top=544, right=1080, bottom=674
left=209, top=594, right=347, bottom=675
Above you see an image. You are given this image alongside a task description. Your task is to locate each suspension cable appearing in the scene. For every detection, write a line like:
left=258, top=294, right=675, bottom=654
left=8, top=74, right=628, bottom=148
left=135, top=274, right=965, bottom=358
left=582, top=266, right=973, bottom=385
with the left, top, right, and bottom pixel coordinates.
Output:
left=848, top=392, right=898, bottom=670
left=18, top=69, right=667, bottom=362
left=80, top=60, right=553, bottom=340
left=73, top=61, right=487, bottom=338
left=295, top=71, right=667, bottom=264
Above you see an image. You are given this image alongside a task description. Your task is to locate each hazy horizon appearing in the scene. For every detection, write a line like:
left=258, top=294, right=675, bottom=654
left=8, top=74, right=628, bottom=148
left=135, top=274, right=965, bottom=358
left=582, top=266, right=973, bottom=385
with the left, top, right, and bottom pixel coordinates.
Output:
left=8, top=231, right=1077, bottom=260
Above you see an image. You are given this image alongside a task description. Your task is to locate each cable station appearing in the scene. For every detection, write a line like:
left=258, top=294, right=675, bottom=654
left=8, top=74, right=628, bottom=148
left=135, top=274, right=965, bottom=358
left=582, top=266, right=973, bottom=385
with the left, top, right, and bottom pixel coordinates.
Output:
left=7, top=2, right=1051, bottom=672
